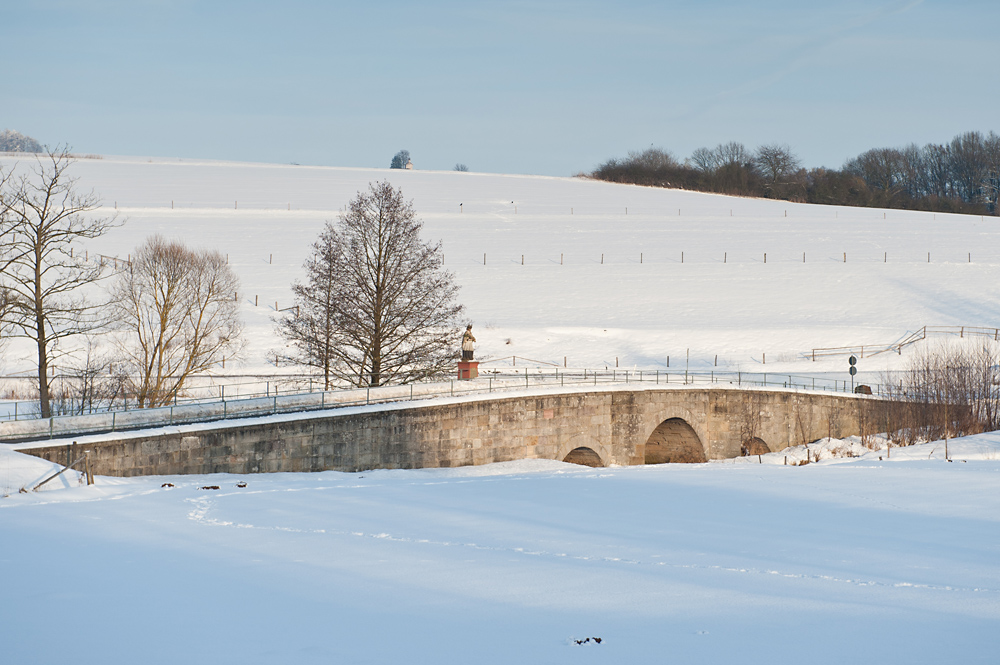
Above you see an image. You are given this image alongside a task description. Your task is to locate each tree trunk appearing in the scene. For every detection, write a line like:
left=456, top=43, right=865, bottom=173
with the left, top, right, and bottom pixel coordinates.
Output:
left=370, top=348, right=381, bottom=387
left=34, top=245, right=50, bottom=418
left=36, top=334, right=50, bottom=418
left=35, top=310, right=51, bottom=418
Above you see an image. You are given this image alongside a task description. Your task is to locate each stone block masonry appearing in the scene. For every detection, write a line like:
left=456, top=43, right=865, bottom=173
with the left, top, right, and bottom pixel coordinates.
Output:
left=15, top=387, right=871, bottom=477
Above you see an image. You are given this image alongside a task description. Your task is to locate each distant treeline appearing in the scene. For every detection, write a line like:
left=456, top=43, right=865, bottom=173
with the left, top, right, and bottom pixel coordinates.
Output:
left=592, top=131, right=1000, bottom=215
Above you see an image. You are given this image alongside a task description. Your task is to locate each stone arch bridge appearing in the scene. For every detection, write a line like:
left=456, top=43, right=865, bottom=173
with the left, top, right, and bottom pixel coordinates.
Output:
left=16, top=386, right=874, bottom=477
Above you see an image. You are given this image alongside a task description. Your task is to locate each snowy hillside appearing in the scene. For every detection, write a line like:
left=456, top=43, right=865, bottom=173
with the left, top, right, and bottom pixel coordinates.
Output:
left=1, top=154, right=997, bottom=391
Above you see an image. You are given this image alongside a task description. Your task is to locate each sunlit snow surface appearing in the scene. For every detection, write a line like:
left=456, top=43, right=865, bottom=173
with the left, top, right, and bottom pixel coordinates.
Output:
left=2, top=435, right=999, bottom=664
left=2, top=156, right=999, bottom=662
left=0, top=155, right=997, bottom=379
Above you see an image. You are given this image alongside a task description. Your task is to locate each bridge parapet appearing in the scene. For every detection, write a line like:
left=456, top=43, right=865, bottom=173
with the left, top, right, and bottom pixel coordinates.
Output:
left=0, top=370, right=876, bottom=444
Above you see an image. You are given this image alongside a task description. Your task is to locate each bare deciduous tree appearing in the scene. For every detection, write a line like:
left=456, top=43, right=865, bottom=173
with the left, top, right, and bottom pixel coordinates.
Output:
left=949, top=131, right=988, bottom=204
left=112, top=236, right=243, bottom=407
left=714, top=141, right=753, bottom=170
left=689, top=147, right=717, bottom=174
left=755, top=144, right=801, bottom=186
left=983, top=131, right=1000, bottom=213
left=626, top=147, right=678, bottom=171
left=278, top=181, right=463, bottom=387
left=845, top=147, right=906, bottom=194
left=0, top=148, right=120, bottom=417
left=276, top=226, right=341, bottom=389
left=923, top=143, right=953, bottom=200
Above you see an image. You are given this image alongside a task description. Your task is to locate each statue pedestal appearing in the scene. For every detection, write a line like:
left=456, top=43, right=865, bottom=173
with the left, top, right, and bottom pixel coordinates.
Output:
left=457, top=361, right=479, bottom=380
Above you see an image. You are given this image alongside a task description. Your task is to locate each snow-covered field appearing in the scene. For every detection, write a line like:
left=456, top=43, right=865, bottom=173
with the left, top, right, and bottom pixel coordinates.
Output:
left=2, top=155, right=999, bottom=662
left=1, top=154, right=998, bottom=392
left=2, top=435, right=999, bottom=664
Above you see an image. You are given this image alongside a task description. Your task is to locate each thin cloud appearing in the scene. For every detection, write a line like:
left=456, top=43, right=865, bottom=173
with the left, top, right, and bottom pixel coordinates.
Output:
left=672, top=0, right=925, bottom=121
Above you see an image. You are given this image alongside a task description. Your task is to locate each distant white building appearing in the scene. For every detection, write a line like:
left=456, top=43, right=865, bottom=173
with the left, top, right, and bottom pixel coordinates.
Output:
left=405, top=159, right=414, bottom=170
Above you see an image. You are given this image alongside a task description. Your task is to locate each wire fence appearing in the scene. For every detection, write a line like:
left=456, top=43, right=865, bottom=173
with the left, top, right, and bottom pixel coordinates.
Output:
left=8, top=323, right=995, bottom=441
left=0, top=367, right=883, bottom=443
left=807, top=325, right=1000, bottom=360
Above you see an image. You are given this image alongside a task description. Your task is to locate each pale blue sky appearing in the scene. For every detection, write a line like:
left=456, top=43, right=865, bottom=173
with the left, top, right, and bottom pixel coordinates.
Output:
left=5, top=1, right=997, bottom=175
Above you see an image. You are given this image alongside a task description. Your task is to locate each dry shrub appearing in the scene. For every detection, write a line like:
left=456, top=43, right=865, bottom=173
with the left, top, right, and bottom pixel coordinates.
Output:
left=879, top=342, right=1000, bottom=445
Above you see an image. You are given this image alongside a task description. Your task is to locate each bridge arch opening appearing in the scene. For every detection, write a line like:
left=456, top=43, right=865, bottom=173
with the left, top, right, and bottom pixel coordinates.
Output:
left=644, top=418, right=707, bottom=464
left=562, top=446, right=604, bottom=467
left=742, top=437, right=771, bottom=456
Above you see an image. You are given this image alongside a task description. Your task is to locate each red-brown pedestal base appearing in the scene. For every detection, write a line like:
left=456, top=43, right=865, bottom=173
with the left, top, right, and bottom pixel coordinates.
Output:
left=457, top=361, right=479, bottom=380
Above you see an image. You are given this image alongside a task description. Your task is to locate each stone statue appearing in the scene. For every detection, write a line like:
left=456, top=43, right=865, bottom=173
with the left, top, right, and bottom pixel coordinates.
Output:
left=461, top=325, right=476, bottom=361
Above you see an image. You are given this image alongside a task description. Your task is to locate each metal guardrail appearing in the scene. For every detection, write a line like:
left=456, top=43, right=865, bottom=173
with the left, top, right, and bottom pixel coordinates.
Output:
left=0, top=368, right=881, bottom=443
